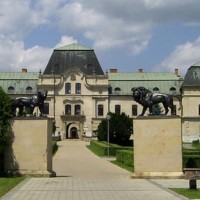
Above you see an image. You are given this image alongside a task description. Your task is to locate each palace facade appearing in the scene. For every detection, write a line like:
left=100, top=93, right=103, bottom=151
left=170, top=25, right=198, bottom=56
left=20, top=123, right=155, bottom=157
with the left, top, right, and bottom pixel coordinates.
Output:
left=1, top=43, right=200, bottom=142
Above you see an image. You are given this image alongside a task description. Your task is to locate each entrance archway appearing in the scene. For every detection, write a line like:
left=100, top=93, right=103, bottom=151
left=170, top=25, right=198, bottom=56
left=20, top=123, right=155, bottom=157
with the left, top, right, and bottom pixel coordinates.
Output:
left=70, top=127, right=79, bottom=139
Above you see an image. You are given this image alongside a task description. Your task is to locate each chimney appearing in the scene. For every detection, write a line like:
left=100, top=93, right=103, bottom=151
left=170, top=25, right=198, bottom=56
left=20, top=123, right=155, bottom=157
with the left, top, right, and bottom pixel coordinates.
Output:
left=22, top=68, right=27, bottom=73
left=110, top=68, right=118, bottom=73
left=175, top=68, right=179, bottom=76
left=138, top=68, right=144, bottom=73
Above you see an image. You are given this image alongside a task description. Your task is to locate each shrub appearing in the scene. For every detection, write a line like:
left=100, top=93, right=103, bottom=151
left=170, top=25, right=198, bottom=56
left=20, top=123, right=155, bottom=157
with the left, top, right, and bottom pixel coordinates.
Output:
left=116, top=150, right=133, bottom=167
left=192, top=139, right=199, bottom=145
left=89, top=140, right=108, bottom=156
left=183, top=149, right=200, bottom=156
left=52, top=141, right=58, bottom=155
left=183, top=155, right=200, bottom=168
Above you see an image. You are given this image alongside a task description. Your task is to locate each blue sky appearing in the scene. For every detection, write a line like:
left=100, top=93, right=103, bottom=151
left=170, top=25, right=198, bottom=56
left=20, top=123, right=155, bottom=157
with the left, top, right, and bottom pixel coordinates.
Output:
left=1, top=0, right=200, bottom=76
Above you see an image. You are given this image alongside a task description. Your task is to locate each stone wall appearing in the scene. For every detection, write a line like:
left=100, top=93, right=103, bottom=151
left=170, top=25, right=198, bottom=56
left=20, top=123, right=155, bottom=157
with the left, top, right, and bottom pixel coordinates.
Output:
left=4, top=118, right=55, bottom=177
left=132, top=116, right=183, bottom=178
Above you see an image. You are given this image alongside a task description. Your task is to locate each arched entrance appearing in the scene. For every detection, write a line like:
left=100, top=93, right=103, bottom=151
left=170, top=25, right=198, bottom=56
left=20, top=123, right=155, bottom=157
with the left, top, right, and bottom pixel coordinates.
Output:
left=70, top=127, right=79, bottom=139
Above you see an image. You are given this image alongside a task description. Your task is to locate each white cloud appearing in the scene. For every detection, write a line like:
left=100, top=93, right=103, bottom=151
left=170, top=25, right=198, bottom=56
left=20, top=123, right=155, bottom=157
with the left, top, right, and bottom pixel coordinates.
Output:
left=0, top=34, right=79, bottom=72
left=0, top=36, right=24, bottom=71
left=157, top=36, right=200, bottom=75
left=54, top=36, right=77, bottom=48
left=0, top=35, right=52, bottom=72
left=0, top=0, right=44, bottom=40
left=17, top=46, right=52, bottom=72
left=1, top=0, right=200, bottom=72
left=55, top=0, right=200, bottom=55
left=58, top=2, right=152, bottom=52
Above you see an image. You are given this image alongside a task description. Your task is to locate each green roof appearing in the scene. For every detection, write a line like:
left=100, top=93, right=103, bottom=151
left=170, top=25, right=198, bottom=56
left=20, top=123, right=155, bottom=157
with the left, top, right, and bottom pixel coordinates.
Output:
left=108, top=72, right=182, bottom=81
left=108, top=72, right=183, bottom=95
left=0, top=72, right=39, bottom=79
left=182, top=63, right=200, bottom=86
left=0, top=72, right=39, bottom=94
left=55, top=43, right=92, bottom=51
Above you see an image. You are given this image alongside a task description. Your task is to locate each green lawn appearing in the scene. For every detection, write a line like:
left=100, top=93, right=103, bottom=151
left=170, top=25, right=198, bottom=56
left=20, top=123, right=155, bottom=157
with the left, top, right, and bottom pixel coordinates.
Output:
left=0, top=177, right=25, bottom=198
left=111, top=160, right=134, bottom=172
left=171, top=188, right=200, bottom=199
left=87, top=145, right=105, bottom=157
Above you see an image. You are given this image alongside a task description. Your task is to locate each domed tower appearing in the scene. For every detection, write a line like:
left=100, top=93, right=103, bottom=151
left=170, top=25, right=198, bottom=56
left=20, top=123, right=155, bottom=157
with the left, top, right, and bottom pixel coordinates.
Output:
left=43, top=43, right=104, bottom=75
left=38, top=43, right=108, bottom=140
left=181, top=62, right=200, bottom=142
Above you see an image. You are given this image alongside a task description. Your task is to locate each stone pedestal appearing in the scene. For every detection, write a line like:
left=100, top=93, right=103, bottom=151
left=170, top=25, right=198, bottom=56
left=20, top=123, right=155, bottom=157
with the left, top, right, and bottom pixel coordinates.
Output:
left=4, top=118, right=55, bottom=177
left=132, top=116, right=183, bottom=179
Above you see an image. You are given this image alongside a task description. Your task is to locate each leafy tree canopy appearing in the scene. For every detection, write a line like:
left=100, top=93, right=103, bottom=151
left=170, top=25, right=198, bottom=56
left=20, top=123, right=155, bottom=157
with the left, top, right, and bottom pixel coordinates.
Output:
left=97, top=112, right=133, bottom=146
left=0, top=86, right=13, bottom=145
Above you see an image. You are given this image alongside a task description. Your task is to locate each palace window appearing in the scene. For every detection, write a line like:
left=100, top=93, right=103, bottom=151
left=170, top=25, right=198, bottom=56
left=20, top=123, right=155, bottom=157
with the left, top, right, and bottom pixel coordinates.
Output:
left=65, top=104, right=71, bottom=115
left=171, top=105, right=177, bottom=115
left=44, top=103, right=49, bottom=115
left=115, top=105, right=121, bottom=114
left=108, top=86, right=112, bottom=94
left=75, top=83, right=81, bottom=94
left=199, top=105, right=200, bottom=115
left=98, top=104, right=104, bottom=116
left=132, top=105, right=138, bottom=116
left=65, top=83, right=71, bottom=94
left=75, top=105, right=81, bottom=115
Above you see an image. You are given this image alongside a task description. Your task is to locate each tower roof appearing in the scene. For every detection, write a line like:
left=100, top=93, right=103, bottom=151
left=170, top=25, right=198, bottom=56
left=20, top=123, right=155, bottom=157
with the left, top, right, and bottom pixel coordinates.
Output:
left=182, top=62, right=200, bottom=86
left=43, top=43, right=104, bottom=75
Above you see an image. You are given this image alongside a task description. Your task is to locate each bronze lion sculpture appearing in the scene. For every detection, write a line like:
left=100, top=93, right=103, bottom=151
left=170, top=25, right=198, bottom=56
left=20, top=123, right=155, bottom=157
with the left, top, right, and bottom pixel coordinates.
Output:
left=132, top=87, right=181, bottom=116
left=12, top=90, right=48, bottom=117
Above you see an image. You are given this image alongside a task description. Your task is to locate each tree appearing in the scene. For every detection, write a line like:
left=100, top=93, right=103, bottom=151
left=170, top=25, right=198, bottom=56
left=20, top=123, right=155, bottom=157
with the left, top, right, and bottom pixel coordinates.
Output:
left=0, top=86, right=13, bottom=173
left=97, top=112, right=133, bottom=146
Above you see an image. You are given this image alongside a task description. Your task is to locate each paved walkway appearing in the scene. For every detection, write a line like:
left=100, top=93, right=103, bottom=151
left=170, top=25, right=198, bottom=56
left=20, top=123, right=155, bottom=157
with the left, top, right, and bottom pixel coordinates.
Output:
left=0, top=140, right=197, bottom=200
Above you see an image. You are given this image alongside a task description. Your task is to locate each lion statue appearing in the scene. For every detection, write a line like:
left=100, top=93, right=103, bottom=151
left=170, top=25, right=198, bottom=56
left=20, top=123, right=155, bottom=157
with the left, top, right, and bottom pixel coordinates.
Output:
left=12, top=90, right=48, bottom=117
left=132, top=87, right=181, bottom=116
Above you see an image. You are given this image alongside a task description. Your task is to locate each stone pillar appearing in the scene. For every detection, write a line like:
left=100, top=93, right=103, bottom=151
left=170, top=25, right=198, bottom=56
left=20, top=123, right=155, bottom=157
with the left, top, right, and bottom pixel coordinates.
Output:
left=4, top=118, right=55, bottom=177
left=132, top=116, right=183, bottom=178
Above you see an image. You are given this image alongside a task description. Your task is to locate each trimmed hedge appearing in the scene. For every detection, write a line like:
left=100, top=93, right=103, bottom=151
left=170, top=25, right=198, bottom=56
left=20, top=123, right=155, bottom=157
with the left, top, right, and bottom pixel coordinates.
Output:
left=183, top=155, right=200, bottom=168
left=116, top=150, right=133, bottom=167
left=90, top=141, right=200, bottom=170
left=183, top=147, right=200, bottom=168
left=90, top=140, right=133, bottom=156
left=90, top=140, right=108, bottom=156
left=183, top=150, right=200, bottom=156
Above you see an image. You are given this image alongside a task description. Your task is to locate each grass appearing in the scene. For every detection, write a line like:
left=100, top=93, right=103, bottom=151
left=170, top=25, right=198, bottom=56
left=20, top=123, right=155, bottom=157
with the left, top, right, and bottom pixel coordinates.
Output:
left=87, top=143, right=134, bottom=172
left=111, top=160, right=134, bottom=172
left=87, top=145, right=105, bottom=157
left=171, top=188, right=200, bottom=199
left=0, top=177, right=25, bottom=197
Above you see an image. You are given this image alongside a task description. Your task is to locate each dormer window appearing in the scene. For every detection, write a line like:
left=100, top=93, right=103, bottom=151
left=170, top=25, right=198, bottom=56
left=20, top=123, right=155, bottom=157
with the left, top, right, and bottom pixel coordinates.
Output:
left=114, top=87, right=121, bottom=95
left=153, top=87, right=159, bottom=92
left=131, top=87, right=135, bottom=92
left=26, top=86, right=33, bottom=94
left=170, top=87, right=176, bottom=93
left=8, top=86, right=15, bottom=94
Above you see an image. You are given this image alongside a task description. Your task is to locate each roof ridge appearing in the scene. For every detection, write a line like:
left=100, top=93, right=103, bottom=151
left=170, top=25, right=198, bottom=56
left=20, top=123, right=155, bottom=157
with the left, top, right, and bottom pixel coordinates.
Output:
left=55, top=43, right=92, bottom=51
